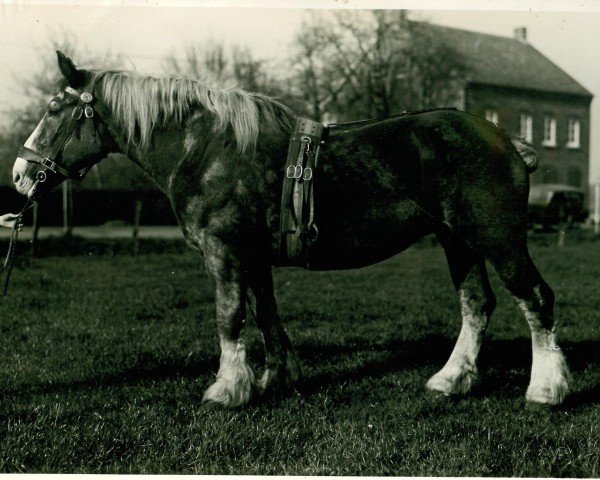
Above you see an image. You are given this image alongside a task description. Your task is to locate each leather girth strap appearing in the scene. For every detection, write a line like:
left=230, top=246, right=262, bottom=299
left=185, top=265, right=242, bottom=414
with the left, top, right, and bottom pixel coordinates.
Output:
left=278, top=117, right=326, bottom=268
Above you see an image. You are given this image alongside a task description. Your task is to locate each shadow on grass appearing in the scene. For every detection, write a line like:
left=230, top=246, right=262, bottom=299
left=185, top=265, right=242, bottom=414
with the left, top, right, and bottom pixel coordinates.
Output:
left=4, top=335, right=600, bottom=409
left=291, top=335, right=600, bottom=408
left=1, top=351, right=215, bottom=402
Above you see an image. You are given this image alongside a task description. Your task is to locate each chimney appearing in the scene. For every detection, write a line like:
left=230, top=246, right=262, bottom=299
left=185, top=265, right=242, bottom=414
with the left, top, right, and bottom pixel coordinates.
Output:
left=514, top=27, right=527, bottom=42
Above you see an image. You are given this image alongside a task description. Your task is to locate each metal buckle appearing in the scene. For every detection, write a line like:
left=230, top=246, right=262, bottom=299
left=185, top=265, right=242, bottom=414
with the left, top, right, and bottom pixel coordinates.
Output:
left=286, top=164, right=303, bottom=179
left=72, top=106, right=83, bottom=120
left=303, top=167, right=313, bottom=181
left=84, top=106, right=94, bottom=118
left=300, top=136, right=311, bottom=152
left=36, top=170, right=47, bottom=183
left=40, top=157, right=56, bottom=172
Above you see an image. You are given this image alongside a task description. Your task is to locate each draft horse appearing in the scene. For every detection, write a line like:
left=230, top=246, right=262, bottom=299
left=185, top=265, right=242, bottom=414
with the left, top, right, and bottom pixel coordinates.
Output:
left=11, top=52, right=570, bottom=408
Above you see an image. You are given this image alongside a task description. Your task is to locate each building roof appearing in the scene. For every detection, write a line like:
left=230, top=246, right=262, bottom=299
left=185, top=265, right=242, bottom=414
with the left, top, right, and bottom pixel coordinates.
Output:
left=426, top=23, right=593, bottom=98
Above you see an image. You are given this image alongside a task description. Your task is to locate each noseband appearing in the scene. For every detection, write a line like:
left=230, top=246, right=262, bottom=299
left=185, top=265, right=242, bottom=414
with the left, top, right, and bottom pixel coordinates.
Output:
left=17, top=86, right=100, bottom=190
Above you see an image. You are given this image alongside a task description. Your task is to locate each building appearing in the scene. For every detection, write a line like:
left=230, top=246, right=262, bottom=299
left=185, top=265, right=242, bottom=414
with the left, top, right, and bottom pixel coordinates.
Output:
left=429, top=24, right=593, bottom=198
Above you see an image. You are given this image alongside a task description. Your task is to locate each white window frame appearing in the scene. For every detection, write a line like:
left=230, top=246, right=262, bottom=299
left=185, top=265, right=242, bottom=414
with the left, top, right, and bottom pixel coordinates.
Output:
left=485, top=109, right=498, bottom=124
left=519, top=114, right=533, bottom=143
left=567, top=118, right=580, bottom=148
left=542, top=115, right=556, bottom=147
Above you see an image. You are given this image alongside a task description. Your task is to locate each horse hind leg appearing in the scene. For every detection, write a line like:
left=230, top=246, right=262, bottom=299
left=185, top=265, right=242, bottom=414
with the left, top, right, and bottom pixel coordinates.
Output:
left=201, top=239, right=255, bottom=408
left=249, top=265, right=301, bottom=395
left=426, top=234, right=496, bottom=395
left=490, top=248, right=570, bottom=406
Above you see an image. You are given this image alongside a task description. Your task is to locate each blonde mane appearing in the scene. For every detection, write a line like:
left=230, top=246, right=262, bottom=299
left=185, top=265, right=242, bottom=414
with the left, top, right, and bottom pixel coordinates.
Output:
left=96, top=70, right=293, bottom=153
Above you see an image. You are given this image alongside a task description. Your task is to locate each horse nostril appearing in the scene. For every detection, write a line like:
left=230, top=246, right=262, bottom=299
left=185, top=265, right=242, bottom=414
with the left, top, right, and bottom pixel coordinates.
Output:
left=12, top=172, right=21, bottom=184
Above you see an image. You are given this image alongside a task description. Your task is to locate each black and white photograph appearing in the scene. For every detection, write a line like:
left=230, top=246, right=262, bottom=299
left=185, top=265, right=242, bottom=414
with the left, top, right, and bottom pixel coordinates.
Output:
left=0, top=0, right=599, bottom=475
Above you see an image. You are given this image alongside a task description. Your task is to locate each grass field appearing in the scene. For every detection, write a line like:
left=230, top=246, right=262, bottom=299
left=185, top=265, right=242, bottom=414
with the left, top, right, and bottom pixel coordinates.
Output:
left=0, top=237, right=599, bottom=475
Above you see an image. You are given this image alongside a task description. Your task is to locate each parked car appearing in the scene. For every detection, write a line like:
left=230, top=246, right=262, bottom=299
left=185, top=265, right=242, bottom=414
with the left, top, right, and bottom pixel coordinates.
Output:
left=528, top=184, right=587, bottom=229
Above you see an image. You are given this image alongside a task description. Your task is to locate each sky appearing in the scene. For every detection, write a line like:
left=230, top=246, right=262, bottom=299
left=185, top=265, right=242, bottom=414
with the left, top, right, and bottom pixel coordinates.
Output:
left=1, top=0, right=600, bottom=183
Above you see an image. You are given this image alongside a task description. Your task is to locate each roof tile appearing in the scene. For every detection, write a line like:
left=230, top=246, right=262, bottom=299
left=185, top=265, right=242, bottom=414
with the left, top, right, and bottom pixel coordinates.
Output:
left=426, top=23, right=592, bottom=97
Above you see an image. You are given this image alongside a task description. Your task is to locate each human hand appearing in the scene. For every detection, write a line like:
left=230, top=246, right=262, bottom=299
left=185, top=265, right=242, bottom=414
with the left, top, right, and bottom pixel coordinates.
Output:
left=0, top=213, right=22, bottom=230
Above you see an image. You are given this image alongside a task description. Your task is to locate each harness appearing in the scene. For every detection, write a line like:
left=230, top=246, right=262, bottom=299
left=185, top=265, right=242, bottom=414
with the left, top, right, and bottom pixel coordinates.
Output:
left=278, top=108, right=459, bottom=268
left=17, top=85, right=101, bottom=194
left=278, top=117, right=326, bottom=268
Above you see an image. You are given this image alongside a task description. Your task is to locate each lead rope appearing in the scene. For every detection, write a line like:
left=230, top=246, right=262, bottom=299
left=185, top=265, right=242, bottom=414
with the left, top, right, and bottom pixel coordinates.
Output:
left=0, top=199, right=34, bottom=299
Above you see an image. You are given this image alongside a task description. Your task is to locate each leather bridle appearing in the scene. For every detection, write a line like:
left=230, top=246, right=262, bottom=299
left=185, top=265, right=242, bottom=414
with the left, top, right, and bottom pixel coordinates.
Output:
left=2, top=82, right=104, bottom=298
left=16, top=84, right=101, bottom=196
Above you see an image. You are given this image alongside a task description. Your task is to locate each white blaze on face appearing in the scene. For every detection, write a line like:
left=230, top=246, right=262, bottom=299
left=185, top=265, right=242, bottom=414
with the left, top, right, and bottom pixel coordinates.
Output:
left=13, top=119, right=45, bottom=196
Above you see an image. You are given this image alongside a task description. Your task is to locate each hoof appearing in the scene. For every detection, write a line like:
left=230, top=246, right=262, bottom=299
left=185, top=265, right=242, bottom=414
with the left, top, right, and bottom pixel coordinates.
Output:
left=526, top=347, right=571, bottom=406
left=257, top=371, right=291, bottom=399
left=202, top=340, right=255, bottom=408
left=202, top=376, right=255, bottom=408
left=525, top=385, right=569, bottom=407
left=425, top=366, right=478, bottom=396
left=258, top=352, right=301, bottom=396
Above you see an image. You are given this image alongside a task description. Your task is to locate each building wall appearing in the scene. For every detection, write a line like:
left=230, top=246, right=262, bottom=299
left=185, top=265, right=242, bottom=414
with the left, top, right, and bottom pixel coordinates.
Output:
left=464, top=83, right=592, bottom=198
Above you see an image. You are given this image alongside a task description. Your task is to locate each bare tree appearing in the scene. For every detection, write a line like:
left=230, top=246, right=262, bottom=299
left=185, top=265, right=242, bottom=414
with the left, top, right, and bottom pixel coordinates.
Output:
left=165, top=43, right=278, bottom=95
left=164, top=42, right=308, bottom=116
left=166, top=43, right=228, bottom=81
left=289, top=11, right=469, bottom=122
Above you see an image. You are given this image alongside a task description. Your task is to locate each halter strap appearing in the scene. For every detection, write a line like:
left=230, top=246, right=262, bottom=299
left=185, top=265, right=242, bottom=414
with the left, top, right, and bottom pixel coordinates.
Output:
left=17, top=145, right=84, bottom=181
left=18, top=81, right=102, bottom=183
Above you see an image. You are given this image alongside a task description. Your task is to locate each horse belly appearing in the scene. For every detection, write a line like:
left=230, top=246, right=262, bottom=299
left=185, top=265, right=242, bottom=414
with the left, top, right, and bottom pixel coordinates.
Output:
left=306, top=198, right=432, bottom=271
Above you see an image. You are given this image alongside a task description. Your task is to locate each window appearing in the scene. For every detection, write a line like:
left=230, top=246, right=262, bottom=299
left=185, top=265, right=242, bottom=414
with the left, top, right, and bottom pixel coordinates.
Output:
left=519, top=114, right=533, bottom=142
left=567, top=118, right=580, bottom=148
left=485, top=109, right=498, bottom=124
left=542, top=115, right=556, bottom=146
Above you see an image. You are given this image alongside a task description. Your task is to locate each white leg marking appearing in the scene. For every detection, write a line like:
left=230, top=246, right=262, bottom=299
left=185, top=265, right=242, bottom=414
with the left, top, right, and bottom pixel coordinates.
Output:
left=518, top=298, right=571, bottom=405
left=203, top=338, right=255, bottom=408
left=426, top=290, right=485, bottom=395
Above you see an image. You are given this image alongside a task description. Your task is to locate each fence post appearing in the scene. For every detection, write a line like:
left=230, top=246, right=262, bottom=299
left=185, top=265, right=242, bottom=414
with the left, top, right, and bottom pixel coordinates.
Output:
left=594, top=183, right=600, bottom=235
left=557, top=225, right=565, bottom=247
left=62, top=180, right=73, bottom=237
left=30, top=203, right=39, bottom=257
left=133, top=199, right=142, bottom=256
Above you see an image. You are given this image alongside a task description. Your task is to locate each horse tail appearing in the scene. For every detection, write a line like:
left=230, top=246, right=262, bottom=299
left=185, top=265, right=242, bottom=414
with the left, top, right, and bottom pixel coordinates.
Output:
left=510, top=136, right=538, bottom=173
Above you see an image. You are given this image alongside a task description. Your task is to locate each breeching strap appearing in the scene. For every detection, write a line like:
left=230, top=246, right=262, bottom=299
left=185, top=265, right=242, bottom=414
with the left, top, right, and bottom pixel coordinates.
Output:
left=278, top=117, right=325, bottom=267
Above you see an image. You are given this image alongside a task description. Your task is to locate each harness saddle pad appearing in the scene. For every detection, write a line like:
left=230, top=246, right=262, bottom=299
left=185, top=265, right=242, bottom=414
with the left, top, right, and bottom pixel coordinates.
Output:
left=278, top=117, right=325, bottom=268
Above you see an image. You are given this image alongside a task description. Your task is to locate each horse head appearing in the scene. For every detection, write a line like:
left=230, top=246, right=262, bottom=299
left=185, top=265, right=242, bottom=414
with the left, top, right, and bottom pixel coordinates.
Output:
left=12, top=51, right=114, bottom=199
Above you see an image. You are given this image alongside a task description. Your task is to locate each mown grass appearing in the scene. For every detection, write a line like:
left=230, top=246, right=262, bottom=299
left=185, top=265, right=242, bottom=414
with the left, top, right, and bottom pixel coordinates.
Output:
left=0, top=237, right=599, bottom=475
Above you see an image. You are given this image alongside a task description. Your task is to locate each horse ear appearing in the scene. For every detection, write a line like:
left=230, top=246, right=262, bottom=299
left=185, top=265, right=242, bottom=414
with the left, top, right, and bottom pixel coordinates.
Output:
left=56, top=50, right=87, bottom=88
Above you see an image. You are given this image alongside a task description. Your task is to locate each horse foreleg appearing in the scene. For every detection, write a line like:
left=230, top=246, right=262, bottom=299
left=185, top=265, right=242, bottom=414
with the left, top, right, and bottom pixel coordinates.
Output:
left=249, top=266, right=301, bottom=395
left=202, top=241, right=255, bottom=408
left=427, top=235, right=496, bottom=395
